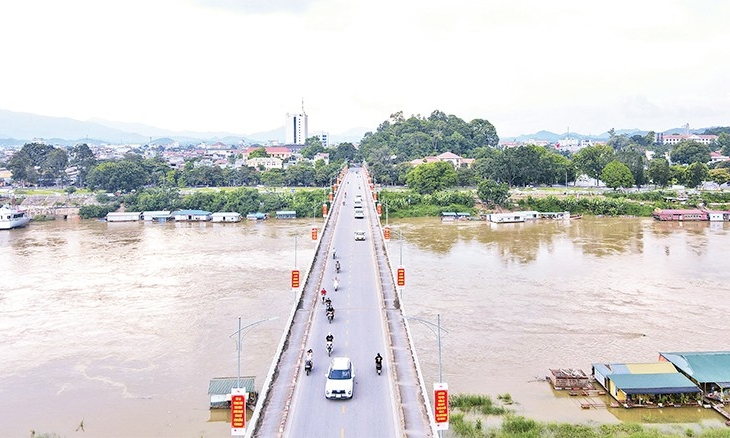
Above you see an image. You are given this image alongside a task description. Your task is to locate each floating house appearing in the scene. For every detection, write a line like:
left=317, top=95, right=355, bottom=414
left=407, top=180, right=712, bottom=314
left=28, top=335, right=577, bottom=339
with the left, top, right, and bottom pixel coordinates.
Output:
left=173, top=209, right=212, bottom=222
left=106, top=212, right=142, bottom=222
left=652, top=209, right=708, bottom=221
left=441, top=212, right=457, bottom=221
left=706, top=210, right=730, bottom=222
left=659, top=351, right=730, bottom=398
left=456, top=212, right=472, bottom=220
left=142, top=211, right=173, bottom=222
left=211, top=212, right=242, bottom=223
left=246, top=212, right=269, bottom=221
left=592, top=362, right=700, bottom=405
left=485, top=212, right=526, bottom=223
left=208, top=376, right=256, bottom=409
left=540, top=211, right=571, bottom=220
left=275, top=210, right=297, bottom=219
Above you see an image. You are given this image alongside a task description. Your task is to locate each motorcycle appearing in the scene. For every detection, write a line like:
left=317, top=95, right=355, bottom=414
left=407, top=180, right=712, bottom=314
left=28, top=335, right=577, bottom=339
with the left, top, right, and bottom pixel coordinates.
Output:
left=335, top=261, right=341, bottom=274
left=376, top=358, right=383, bottom=375
left=326, top=308, right=334, bottom=324
left=333, top=278, right=339, bottom=291
left=305, top=359, right=313, bottom=376
left=326, top=341, right=333, bottom=356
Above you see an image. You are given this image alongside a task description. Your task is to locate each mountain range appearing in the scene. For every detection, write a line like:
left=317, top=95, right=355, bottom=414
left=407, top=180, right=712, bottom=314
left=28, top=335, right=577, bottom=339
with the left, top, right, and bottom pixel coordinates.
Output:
left=0, top=108, right=713, bottom=148
left=0, top=109, right=370, bottom=147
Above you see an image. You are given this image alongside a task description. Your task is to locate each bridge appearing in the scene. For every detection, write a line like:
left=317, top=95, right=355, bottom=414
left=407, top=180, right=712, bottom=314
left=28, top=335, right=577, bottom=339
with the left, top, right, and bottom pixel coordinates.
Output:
left=244, top=167, right=437, bottom=437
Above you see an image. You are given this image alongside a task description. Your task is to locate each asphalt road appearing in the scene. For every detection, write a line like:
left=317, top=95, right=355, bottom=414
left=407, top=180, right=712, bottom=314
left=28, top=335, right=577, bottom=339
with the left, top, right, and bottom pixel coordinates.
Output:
left=282, top=169, right=400, bottom=437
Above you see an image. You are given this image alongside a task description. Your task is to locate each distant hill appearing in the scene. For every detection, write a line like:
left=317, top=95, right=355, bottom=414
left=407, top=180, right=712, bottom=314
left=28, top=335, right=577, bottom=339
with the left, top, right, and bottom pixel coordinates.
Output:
left=0, top=108, right=371, bottom=147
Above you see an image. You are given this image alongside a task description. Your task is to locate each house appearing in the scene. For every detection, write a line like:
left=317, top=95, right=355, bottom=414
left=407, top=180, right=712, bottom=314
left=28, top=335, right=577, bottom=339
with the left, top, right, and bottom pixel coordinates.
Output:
left=656, top=133, right=718, bottom=146
left=211, top=212, right=242, bottom=223
left=246, top=157, right=284, bottom=170
left=142, top=211, right=173, bottom=222
left=106, top=212, right=142, bottom=222
left=706, top=210, right=730, bottom=222
left=652, top=209, right=708, bottom=221
left=276, top=210, right=297, bottom=219
left=709, top=151, right=730, bottom=163
left=243, top=146, right=292, bottom=161
left=592, top=362, right=701, bottom=405
left=409, top=152, right=474, bottom=168
left=208, top=376, right=256, bottom=409
left=172, top=210, right=212, bottom=222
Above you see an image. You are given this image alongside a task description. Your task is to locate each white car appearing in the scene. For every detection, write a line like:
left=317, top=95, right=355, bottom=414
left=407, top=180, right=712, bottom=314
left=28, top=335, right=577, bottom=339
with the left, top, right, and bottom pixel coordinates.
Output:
left=354, top=210, right=364, bottom=219
left=325, top=357, right=354, bottom=399
left=354, top=230, right=366, bottom=241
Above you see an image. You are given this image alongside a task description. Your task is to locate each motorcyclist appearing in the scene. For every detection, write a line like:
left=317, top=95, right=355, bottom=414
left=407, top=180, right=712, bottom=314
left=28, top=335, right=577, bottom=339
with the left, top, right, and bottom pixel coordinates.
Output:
left=375, top=353, right=383, bottom=369
left=335, top=260, right=341, bottom=273
left=306, top=349, right=313, bottom=363
left=326, top=332, right=334, bottom=343
left=332, top=248, right=337, bottom=259
left=324, top=297, right=332, bottom=308
left=321, top=288, right=327, bottom=304
left=333, top=277, right=340, bottom=291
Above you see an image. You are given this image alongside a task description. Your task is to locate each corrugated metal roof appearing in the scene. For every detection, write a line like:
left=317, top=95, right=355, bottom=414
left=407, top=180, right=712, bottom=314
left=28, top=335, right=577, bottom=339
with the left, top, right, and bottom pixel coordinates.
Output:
left=609, top=373, right=700, bottom=395
left=660, top=351, right=730, bottom=384
left=208, top=377, right=256, bottom=395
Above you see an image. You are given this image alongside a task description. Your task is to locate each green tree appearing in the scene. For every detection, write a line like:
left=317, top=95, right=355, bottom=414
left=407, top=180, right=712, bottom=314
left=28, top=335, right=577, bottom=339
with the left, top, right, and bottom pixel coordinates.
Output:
left=670, top=140, right=710, bottom=164
left=684, top=162, right=709, bottom=188
left=601, top=160, right=634, bottom=189
left=477, top=179, right=510, bottom=207
left=615, top=145, right=647, bottom=188
left=647, top=158, right=671, bottom=187
left=248, top=147, right=269, bottom=159
left=86, top=160, right=148, bottom=192
left=260, top=168, right=284, bottom=186
left=405, top=161, right=458, bottom=194
left=69, top=143, right=97, bottom=186
left=708, top=168, right=730, bottom=185
left=300, top=137, right=325, bottom=159
left=717, top=133, right=730, bottom=157
left=573, top=144, right=614, bottom=185
left=330, top=142, right=358, bottom=163
left=284, top=162, right=316, bottom=186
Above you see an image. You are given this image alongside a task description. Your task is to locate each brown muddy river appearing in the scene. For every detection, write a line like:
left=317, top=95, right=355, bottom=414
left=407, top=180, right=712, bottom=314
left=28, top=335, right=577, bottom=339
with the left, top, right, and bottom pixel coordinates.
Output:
left=1, top=216, right=729, bottom=436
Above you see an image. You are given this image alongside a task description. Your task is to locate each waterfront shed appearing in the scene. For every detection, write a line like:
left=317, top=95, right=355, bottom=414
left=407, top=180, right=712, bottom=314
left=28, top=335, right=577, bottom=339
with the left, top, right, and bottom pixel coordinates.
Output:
left=592, top=362, right=700, bottom=404
left=106, top=212, right=142, bottom=222
left=276, top=210, right=297, bottom=219
left=659, top=351, right=730, bottom=396
left=208, top=376, right=256, bottom=409
left=548, top=368, right=592, bottom=390
left=142, top=211, right=173, bottom=222
left=211, top=212, right=242, bottom=223
left=172, top=209, right=212, bottom=222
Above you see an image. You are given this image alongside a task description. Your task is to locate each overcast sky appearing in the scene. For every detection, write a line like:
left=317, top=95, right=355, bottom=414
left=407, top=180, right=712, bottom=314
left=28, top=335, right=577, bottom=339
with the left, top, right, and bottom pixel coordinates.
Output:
left=2, top=0, right=728, bottom=139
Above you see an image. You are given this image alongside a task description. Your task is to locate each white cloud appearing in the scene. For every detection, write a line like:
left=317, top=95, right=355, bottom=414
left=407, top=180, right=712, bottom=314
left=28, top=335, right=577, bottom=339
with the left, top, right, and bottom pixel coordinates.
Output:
left=1, top=0, right=728, bottom=138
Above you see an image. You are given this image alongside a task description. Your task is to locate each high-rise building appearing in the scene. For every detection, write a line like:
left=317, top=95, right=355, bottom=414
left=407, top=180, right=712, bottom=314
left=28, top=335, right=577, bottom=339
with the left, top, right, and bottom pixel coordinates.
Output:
left=285, top=100, right=308, bottom=145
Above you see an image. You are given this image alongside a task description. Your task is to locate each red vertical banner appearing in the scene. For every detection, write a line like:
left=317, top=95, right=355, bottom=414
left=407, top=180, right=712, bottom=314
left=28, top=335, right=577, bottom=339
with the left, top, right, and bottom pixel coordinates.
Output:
left=311, top=227, right=318, bottom=241
left=377, top=203, right=382, bottom=215
left=433, top=382, right=449, bottom=431
left=396, top=266, right=405, bottom=287
left=231, top=388, right=246, bottom=435
left=384, top=226, right=390, bottom=240
left=291, top=269, right=300, bottom=289
left=322, top=203, right=328, bottom=216
left=328, top=192, right=333, bottom=202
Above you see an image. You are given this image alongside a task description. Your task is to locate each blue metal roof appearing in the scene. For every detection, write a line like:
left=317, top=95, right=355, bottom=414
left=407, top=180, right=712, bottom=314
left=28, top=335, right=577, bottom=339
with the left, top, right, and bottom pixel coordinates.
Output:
left=173, top=210, right=211, bottom=215
left=660, top=351, right=730, bottom=385
left=608, top=373, right=700, bottom=395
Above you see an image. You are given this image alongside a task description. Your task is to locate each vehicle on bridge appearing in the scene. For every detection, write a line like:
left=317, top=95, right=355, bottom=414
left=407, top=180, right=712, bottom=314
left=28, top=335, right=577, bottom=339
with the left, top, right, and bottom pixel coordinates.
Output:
left=354, top=210, right=364, bottom=219
left=325, top=357, right=354, bottom=399
left=354, top=230, right=366, bottom=241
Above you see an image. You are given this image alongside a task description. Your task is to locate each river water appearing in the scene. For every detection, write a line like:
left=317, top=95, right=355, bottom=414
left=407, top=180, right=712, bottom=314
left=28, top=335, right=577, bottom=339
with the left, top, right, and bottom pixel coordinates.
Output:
left=1, top=216, right=729, bottom=437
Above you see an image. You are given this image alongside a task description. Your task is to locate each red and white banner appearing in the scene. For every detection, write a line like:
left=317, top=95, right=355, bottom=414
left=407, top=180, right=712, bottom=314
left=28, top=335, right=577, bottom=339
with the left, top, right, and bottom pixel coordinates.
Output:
left=433, top=382, right=449, bottom=431
left=231, top=388, right=246, bottom=436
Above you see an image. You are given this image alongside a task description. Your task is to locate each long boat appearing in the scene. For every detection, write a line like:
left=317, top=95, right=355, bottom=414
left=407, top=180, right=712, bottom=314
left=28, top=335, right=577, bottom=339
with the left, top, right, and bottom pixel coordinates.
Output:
left=0, top=204, right=31, bottom=229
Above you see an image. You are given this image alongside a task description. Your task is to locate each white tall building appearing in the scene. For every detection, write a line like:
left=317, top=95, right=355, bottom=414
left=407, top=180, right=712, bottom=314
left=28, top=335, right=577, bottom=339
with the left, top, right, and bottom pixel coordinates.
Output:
left=285, top=101, right=308, bottom=145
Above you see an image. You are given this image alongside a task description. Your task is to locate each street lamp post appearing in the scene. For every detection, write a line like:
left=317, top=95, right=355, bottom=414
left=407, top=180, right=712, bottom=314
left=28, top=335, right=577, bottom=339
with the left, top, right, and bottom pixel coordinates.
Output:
left=405, top=314, right=448, bottom=437
left=229, top=316, right=279, bottom=390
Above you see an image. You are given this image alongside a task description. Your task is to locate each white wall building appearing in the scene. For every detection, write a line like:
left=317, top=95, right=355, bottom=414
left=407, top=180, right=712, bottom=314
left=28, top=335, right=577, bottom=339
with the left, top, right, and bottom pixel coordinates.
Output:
left=285, top=102, right=308, bottom=145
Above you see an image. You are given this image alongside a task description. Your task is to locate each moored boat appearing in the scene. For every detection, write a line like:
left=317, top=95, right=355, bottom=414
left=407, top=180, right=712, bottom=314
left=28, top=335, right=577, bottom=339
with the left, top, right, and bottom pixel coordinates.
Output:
left=0, top=204, right=31, bottom=229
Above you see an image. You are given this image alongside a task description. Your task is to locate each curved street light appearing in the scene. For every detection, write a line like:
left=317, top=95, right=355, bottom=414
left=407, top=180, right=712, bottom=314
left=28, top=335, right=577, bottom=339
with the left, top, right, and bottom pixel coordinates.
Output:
left=229, top=316, right=279, bottom=389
